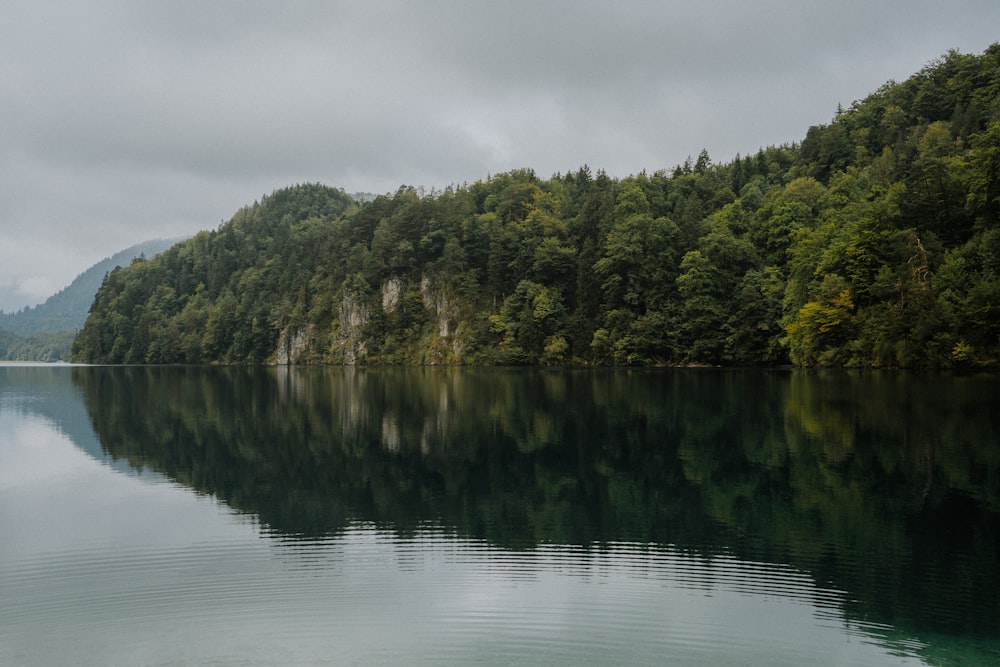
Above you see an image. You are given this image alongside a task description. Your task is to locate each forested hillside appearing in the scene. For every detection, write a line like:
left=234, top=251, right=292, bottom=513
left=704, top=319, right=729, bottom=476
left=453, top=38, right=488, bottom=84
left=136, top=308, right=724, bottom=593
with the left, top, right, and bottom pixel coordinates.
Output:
left=73, top=45, right=1000, bottom=367
left=1, top=238, right=182, bottom=335
left=0, top=238, right=182, bottom=361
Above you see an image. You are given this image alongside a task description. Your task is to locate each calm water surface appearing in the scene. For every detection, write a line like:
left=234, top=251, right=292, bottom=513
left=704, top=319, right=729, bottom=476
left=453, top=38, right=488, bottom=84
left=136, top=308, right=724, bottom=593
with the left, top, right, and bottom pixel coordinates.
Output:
left=1, top=365, right=998, bottom=666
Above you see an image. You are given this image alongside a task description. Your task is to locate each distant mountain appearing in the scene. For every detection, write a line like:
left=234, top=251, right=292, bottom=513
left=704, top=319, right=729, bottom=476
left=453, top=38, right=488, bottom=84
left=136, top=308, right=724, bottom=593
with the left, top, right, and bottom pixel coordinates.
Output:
left=0, top=237, right=185, bottom=361
left=0, top=237, right=184, bottom=336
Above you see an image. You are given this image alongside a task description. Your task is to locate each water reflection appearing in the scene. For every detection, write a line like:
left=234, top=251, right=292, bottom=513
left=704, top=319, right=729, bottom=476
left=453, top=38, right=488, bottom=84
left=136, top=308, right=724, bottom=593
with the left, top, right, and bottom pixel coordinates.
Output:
left=5, top=364, right=1000, bottom=664
left=0, top=364, right=161, bottom=479
left=0, top=367, right=952, bottom=664
left=66, top=367, right=1000, bottom=642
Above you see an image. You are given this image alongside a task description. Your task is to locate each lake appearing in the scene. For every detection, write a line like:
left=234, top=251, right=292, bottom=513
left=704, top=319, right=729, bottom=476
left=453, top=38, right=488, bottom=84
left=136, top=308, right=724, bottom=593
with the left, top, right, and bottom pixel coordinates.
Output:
left=1, top=364, right=998, bottom=666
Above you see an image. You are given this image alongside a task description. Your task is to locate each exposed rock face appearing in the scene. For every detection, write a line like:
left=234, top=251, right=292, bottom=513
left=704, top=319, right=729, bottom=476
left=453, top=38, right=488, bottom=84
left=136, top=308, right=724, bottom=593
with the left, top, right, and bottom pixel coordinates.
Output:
left=421, top=275, right=454, bottom=338
left=274, top=325, right=312, bottom=365
left=322, top=277, right=472, bottom=365
left=335, top=292, right=370, bottom=364
left=381, top=276, right=403, bottom=314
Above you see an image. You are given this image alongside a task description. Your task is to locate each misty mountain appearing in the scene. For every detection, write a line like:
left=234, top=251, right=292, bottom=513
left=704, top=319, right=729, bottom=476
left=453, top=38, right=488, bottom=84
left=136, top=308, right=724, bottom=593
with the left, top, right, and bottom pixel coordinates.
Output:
left=0, top=237, right=184, bottom=336
left=1, top=237, right=185, bottom=361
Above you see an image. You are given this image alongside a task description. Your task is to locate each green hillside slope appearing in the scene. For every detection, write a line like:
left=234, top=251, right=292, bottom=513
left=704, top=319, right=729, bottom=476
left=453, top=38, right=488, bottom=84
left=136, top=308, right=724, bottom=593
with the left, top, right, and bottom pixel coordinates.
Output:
left=73, top=45, right=1000, bottom=368
left=1, top=238, right=182, bottom=361
left=1, top=238, right=183, bottom=335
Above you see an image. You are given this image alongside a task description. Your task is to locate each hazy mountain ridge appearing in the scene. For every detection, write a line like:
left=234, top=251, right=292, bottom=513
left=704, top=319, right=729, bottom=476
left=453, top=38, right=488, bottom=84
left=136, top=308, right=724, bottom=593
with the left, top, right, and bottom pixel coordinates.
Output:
left=1, top=238, right=184, bottom=335
left=1, top=238, right=184, bottom=360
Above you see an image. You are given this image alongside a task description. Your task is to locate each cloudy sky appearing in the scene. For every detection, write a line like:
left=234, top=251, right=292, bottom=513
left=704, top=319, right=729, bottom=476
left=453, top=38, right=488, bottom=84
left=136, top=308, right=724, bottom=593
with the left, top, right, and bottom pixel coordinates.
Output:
left=2, top=1, right=998, bottom=311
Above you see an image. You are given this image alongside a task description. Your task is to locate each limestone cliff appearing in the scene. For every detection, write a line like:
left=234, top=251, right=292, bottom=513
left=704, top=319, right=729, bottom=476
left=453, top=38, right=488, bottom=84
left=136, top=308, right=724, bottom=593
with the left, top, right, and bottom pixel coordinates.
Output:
left=331, top=292, right=371, bottom=364
left=274, top=325, right=312, bottom=365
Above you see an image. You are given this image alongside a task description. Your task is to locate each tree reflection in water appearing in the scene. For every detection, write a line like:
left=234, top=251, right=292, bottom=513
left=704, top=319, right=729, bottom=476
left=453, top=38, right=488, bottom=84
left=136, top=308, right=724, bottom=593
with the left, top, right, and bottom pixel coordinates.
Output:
left=73, top=366, right=1000, bottom=641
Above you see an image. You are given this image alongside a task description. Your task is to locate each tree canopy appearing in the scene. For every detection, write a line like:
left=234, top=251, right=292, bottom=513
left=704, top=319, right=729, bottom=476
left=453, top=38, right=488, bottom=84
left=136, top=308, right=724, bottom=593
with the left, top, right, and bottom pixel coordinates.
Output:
left=0, top=238, right=180, bottom=361
left=73, top=45, right=1000, bottom=368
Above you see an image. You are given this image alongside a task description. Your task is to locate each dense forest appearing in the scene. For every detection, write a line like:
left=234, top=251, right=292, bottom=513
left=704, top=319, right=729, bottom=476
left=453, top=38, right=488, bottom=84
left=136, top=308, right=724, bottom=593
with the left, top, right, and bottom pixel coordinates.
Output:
left=73, top=45, right=1000, bottom=367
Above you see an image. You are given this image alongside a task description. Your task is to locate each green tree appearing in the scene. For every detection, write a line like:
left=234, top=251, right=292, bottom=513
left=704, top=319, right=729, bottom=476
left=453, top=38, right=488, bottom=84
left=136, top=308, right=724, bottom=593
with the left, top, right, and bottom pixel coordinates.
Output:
left=785, top=274, right=856, bottom=366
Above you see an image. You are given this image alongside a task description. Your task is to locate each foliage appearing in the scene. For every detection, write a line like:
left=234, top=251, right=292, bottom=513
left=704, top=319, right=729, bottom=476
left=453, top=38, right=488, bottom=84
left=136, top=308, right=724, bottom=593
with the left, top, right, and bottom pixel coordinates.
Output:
left=0, top=238, right=180, bottom=336
left=72, top=45, right=1000, bottom=367
left=0, top=238, right=179, bottom=362
left=0, top=330, right=76, bottom=362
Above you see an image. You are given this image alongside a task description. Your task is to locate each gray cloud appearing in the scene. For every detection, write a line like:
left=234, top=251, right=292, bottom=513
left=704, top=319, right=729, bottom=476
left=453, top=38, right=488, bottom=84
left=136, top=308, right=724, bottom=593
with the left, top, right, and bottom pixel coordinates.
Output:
left=2, top=0, right=998, bottom=311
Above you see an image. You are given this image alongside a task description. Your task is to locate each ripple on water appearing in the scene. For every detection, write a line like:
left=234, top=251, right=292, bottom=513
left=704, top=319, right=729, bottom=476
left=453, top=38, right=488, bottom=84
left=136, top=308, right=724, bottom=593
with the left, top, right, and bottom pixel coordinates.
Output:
left=0, top=525, right=955, bottom=666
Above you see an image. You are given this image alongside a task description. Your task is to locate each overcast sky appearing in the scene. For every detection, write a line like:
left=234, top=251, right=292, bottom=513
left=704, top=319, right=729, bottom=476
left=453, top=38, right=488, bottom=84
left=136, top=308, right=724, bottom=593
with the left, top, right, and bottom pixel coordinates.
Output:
left=2, top=1, right=998, bottom=311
